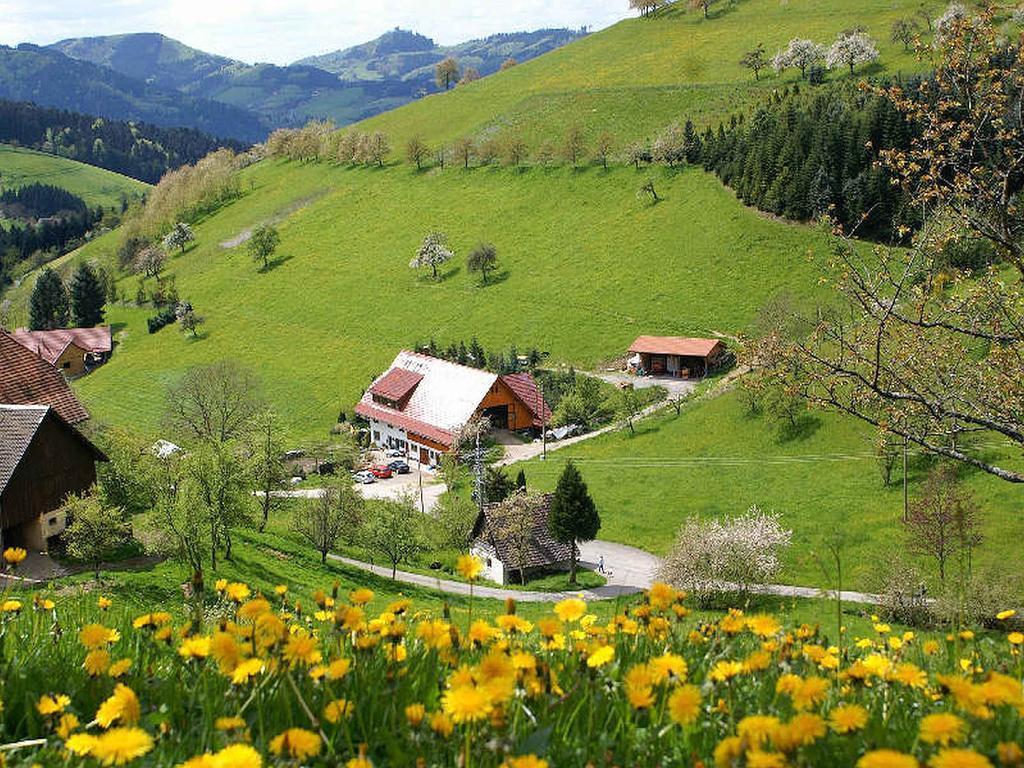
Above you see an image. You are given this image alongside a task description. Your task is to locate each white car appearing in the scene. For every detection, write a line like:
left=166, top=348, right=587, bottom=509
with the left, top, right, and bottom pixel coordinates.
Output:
left=352, top=470, right=376, bottom=484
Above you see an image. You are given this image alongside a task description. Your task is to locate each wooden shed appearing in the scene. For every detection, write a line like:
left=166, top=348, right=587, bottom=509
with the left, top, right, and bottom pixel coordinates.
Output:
left=0, top=405, right=106, bottom=551
left=627, top=335, right=726, bottom=378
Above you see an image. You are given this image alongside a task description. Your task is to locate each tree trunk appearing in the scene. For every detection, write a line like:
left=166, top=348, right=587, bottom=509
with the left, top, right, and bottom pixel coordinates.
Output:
left=260, top=498, right=270, bottom=533
left=321, top=549, right=328, bottom=564
left=392, top=561, right=398, bottom=579
left=568, top=542, right=578, bottom=585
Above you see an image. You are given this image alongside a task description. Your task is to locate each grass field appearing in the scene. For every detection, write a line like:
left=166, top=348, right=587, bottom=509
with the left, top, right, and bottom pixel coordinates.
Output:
left=0, top=144, right=148, bottom=209
left=355, top=0, right=928, bottom=150
left=514, top=388, right=1024, bottom=595
left=55, top=161, right=848, bottom=442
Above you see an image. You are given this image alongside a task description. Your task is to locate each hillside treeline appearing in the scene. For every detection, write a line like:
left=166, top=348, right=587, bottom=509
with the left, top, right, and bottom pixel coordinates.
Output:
left=700, top=83, right=919, bottom=241
left=0, top=99, right=247, bottom=183
left=0, top=183, right=102, bottom=286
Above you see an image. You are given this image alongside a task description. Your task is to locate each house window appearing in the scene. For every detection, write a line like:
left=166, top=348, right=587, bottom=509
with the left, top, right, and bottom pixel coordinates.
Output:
left=49, top=517, right=57, bottom=526
left=62, top=362, right=71, bottom=369
left=372, top=431, right=380, bottom=442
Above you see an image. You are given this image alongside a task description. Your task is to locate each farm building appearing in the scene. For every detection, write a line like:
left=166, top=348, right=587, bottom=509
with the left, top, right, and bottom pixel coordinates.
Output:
left=0, top=330, right=90, bottom=423
left=355, top=351, right=551, bottom=466
left=11, top=326, right=113, bottom=376
left=470, top=493, right=571, bottom=585
left=0, top=405, right=107, bottom=550
left=627, top=335, right=727, bottom=378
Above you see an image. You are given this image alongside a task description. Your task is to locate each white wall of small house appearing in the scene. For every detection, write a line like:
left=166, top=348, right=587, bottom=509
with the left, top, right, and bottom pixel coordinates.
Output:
left=369, top=419, right=409, bottom=453
left=471, top=543, right=506, bottom=585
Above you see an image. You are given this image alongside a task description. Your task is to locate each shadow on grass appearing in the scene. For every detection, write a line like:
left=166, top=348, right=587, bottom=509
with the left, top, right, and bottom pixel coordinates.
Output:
left=776, top=415, right=822, bottom=443
left=183, top=330, right=209, bottom=343
left=416, top=266, right=462, bottom=284
left=477, top=269, right=511, bottom=287
left=258, top=254, right=294, bottom=273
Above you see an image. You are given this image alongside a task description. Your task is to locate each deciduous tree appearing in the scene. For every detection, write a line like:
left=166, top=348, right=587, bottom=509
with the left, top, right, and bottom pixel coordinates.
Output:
left=467, top=242, right=499, bottom=284
left=363, top=495, right=423, bottom=578
left=248, top=410, right=287, bottom=532
left=594, top=131, right=615, bottom=169
left=740, top=44, right=768, bottom=80
left=547, top=461, right=600, bottom=585
left=62, top=489, right=133, bottom=580
left=293, top=478, right=364, bottom=563
left=164, top=360, right=265, bottom=444
left=435, top=57, right=460, bottom=90
left=490, top=490, right=544, bottom=585
left=826, top=31, right=879, bottom=75
left=162, top=222, right=195, bottom=253
left=772, top=38, right=826, bottom=79
left=247, top=224, right=280, bottom=271
left=133, top=245, right=165, bottom=278
left=890, top=18, right=919, bottom=50
left=562, top=125, right=586, bottom=167
left=410, top=231, right=454, bottom=280
left=453, top=137, right=475, bottom=169
left=405, top=135, right=429, bottom=170
left=905, top=464, right=982, bottom=582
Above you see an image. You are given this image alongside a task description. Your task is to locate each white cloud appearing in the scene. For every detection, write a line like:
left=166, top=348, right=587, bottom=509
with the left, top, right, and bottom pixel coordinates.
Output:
left=1, top=0, right=627, bottom=64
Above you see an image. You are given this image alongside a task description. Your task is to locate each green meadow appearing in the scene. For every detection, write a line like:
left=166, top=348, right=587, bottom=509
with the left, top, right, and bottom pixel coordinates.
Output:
left=516, top=389, right=1024, bottom=594
left=64, top=161, right=843, bottom=442
left=0, top=144, right=148, bottom=209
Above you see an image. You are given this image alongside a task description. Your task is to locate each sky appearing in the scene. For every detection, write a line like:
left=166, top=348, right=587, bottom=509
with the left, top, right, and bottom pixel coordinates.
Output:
left=0, top=0, right=628, bottom=65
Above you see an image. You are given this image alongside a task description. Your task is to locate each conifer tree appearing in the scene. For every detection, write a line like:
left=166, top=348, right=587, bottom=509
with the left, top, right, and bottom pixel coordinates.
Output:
left=71, top=262, right=106, bottom=327
left=548, top=461, right=600, bottom=585
left=29, top=268, right=70, bottom=330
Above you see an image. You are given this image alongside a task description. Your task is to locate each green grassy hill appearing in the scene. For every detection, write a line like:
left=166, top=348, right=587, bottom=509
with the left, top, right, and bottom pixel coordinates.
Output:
left=69, top=161, right=841, bottom=440
left=357, top=0, right=926, bottom=149
left=0, top=144, right=148, bottom=209
left=515, top=389, right=1024, bottom=594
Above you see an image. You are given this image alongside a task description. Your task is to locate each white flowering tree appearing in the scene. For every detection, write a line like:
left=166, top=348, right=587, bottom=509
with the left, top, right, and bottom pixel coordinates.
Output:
left=826, top=31, right=880, bottom=75
left=657, top=505, right=792, bottom=605
left=772, top=38, right=826, bottom=79
left=162, top=222, right=195, bottom=254
left=410, top=231, right=454, bottom=280
left=934, top=2, right=969, bottom=42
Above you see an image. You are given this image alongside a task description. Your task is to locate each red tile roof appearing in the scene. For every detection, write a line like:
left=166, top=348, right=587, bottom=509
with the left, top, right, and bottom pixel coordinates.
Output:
left=369, top=368, right=423, bottom=402
left=354, top=400, right=455, bottom=447
left=628, top=335, right=723, bottom=358
left=0, top=331, right=89, bottom=423
left=11, top=327, right=112, bottom=365
left=500, top=373, right=552, bottom=428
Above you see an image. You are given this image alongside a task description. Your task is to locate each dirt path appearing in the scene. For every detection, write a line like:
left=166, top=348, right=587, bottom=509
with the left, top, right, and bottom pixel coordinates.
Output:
left=219, top=190, right=329, bottom=249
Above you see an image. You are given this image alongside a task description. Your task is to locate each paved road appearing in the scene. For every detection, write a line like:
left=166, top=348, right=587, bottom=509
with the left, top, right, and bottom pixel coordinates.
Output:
left=268, top=466, right=446, bottom=511
left=328, top=540, right=882, bottom=606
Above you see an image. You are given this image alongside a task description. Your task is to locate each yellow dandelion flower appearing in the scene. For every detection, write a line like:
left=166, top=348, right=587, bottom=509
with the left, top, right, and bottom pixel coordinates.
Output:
left=997, top=743, right=1023, bottom=766
left=224, top=583, right=250, bottom=602
left=79, top=623, right=119, bottom=649
left=746, top=750, right=786, bottom=768
left=96, top=684, right=140, bottom=728
left=893, top=662, right=927, bottom=689
left=89, top=727, right=153, bottom=765
left=714, top=736, right=743, bottom=768
left=857, top=750, right=919, bottom=768
left=37, top=693, right=71, bottom=716
left=924, top=639, right=940, bottom=655
left=1, top=598, right=22, bottom=613
left=269, top=728, right=321, bottom=761
left=737, top=715, right=780, bottom=747
left=346, top=756, right=373, bottom=768
left=283, top=631, right=321, bottom=667
left=97, top=596, right=112, bottom=610
left=920, top=713, right=967, bottom=746
left=430, top=711, right=454, bottom=737
left=57, top=712, right=80, bottom=740
left=405, top=703, right=426, bottom=727
left=274, top=584, right=288, bottom=596
left=1008, top=632, right=1024, bottom=646
left=349, top=588, right=374, bottom=605
left=65, top=732, right=99, bottom=758
left=710, top=660, right=744, bottom=682
left=84, top=649, right=112, bottom=676
left=327, top=657, right=352, bottom=680
left=495, top=614, right=532, bottom=634
left=324, top=699, right=355, bottom=724
left=667, top=684, right=701, bottom=725
left=210, top=743, right=261, bottom=768
left=456, top=554, right=483, bottom=581
left=502, top=757, right=548, bottom=768
left=442, top=684, right=493, bottom=724
left=3, top=547, right=27, bottom=566
left=108, top=658, right=133, bottom=678
left=231, top=658, right=265, bottom=685
left=553, top=598, right=587, bottom=623
left=586, top=645, right=614, bottom=669
left=178, top=636, right=211, bottom=660
left=647, top=582, right=676, bottom=610
left=215, top=579, right=228, bottom=592
left=928, top=749, right=993, bottom=768
left=997, top=610, right=1017, bottom=621
left=746, top=614, right=782, bottom=638
left=214, top=716, right=247, bottom=732
left=829, top=704, right=868, bottom=733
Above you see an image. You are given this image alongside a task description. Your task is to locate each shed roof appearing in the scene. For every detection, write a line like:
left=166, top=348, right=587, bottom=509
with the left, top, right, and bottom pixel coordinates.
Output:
left=0, top=331, right=90, bottom=423
left=472, top=493, right=572, bottom=571
left=0, top=404, right=106, bottom=496
left=370, top=368, right=423, bottom=402
left=628, top=335, right=723, bottom=358
left=11, top=327, right=112, bottom=365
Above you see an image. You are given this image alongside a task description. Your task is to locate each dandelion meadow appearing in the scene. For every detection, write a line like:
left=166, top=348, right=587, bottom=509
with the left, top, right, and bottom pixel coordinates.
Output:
left=1, top=551, right=1023, bottom=767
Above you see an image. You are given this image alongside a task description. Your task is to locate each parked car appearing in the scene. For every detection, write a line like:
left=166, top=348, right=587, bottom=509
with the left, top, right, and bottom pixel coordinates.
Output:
left=384, top=448, right=405, bottom=458
left=352, top=470, right=376, bottom=484
left=388, top=460, right=411, bottom=475
left=369, top=464, right=393, bottom=479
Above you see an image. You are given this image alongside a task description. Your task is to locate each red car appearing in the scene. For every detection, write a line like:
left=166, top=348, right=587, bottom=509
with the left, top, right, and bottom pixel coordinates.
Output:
left=369, top=464, right=393, bottom=479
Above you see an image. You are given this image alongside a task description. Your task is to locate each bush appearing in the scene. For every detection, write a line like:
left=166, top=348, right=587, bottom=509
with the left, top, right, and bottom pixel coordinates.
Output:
left=147, top=304, right=178, bottom=334
left=658, top=505, right=792, bottom=607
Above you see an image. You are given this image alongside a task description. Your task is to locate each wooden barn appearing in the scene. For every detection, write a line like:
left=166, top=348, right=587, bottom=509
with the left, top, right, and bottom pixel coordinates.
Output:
left=627, top=335, right=727, bottom=378
left=0, top=405, right=107, bottom=551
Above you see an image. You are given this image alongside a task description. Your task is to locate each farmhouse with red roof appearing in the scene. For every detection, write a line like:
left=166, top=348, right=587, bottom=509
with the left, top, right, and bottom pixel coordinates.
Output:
left=11, top=326, right=112, bottom=377
left=355, top=351, right=551, bottom=466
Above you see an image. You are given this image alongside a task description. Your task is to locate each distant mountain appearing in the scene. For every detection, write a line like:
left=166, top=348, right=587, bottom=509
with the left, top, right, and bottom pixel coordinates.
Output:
left=296, top=27, right=588, bottom=84
left=42, top=28, right=588, bottom=137
left=0, top=44, right=267, bottom=142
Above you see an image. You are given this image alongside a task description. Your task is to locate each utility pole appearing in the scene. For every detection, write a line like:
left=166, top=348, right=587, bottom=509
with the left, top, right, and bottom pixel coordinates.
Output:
left=902, top=434, right=909, bottom=523
left=474, top=429, right=485, bottom=516
left=539, top=379, right=547, bottom=461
